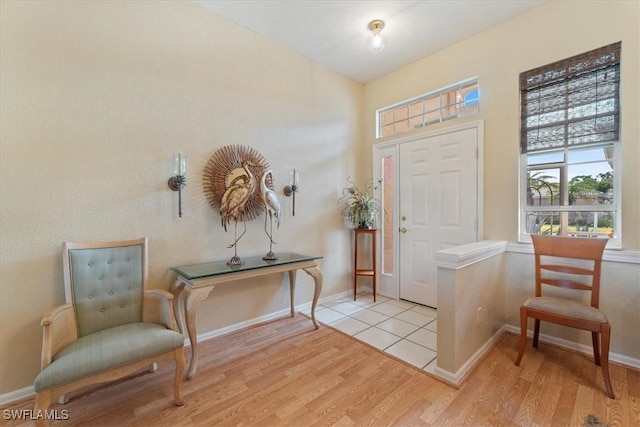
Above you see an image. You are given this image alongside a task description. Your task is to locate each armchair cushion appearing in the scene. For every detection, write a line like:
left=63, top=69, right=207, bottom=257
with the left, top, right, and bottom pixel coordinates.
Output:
left=34, top=322, right=184, bottom=392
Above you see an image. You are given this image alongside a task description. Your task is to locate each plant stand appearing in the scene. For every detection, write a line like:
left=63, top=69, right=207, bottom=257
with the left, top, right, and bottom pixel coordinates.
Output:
left=353, top=228, right=377, bottom=302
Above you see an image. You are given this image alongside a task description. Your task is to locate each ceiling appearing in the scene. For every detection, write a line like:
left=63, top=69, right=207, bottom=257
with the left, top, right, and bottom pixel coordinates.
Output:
left=194, top=0, right=546, bottom=84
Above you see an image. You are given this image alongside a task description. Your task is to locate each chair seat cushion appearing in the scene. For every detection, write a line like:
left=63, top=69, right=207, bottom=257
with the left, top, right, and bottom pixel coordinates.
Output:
left=34, top=322, right=184, bottom=392
left=523, top=296, right=608, bottom=323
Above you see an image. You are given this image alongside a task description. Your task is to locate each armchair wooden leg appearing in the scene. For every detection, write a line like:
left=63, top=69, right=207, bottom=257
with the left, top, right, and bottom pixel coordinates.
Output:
left=174, top=348, right=185, bottom=406
left=600, top=325, right=615, bottom=399
left=515, top=306, right=527, bottom=366
left=34, top=391, right=52, bottom=427
left=591, top=331, right=601, bottom=366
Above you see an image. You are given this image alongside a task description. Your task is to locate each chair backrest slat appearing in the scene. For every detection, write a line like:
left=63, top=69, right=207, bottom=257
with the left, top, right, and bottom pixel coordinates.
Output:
left=63, top=238, right=148, bottom=337
left=531, top=235, right=607, bottom=308
left=540, top=264, right=595, bottom=276
left=540, top=278, right=593, bottom=291
left=532, top=234, right=607, bottom=260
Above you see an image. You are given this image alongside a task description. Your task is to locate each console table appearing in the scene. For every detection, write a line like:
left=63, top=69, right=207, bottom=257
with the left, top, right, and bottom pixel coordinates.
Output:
left=170, top=253, right=323, bottom=379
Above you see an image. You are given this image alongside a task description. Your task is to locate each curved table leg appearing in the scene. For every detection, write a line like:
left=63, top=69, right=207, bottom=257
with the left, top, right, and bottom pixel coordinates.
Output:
left=302, top=266, right=322, bottom=329
left=184, top=286, right=214, bottom=380
left=288, top=270, right=296, bottom=318
left=170, top=279, right=187, bottom=335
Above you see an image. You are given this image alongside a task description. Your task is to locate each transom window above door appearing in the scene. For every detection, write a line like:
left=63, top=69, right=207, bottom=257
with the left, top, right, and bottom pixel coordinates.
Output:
left=376, top=78, right=479, bottom=139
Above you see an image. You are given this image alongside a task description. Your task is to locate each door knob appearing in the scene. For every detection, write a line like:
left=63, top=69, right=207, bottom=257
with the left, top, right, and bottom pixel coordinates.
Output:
left=399, top=227, right=408, bottom=234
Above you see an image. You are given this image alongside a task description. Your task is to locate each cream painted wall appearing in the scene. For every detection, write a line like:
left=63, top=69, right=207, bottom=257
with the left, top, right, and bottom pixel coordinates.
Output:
left=363, top=0, right=640, bottom=250
left=0, top=1, right=363, bottom=394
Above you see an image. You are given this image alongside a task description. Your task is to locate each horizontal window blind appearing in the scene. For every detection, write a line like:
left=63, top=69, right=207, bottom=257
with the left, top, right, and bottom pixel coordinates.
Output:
left=520, top=42, right=621, bottom=153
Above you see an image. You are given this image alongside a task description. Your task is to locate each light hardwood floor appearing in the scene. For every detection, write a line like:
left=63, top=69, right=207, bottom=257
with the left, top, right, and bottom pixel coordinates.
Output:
left=2, top=315, right=638, bottom=426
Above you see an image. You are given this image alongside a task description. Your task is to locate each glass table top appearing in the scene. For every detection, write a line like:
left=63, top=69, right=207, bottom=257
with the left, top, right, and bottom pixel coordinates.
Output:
left=171, top=252, right=322, bottom=280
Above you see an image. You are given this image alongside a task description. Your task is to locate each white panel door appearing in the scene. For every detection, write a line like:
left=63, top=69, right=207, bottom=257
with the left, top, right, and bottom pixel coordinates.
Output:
left=399, top=127, right=478, bottom=307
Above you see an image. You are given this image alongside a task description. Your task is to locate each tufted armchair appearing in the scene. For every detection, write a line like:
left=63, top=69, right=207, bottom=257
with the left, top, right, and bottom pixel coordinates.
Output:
left=33, top=238, right=185, bottom=422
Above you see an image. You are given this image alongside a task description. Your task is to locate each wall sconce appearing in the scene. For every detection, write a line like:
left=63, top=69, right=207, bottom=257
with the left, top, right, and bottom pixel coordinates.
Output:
left=167, top=152, right=187, bottom=217
left=283, top=168, right=299, bottom=216
left=367, top=20, right=386, bottom=53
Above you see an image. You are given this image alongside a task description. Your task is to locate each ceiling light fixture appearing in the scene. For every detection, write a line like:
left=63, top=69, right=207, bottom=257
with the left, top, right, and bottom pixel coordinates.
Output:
left=367, top=20, right=386, bottom=53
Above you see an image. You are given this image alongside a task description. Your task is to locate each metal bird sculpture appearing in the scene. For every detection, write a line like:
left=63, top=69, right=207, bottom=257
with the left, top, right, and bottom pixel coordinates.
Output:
left=220, top=160, right=256, bottom=264
left=260, top=170, right=281, bottom=260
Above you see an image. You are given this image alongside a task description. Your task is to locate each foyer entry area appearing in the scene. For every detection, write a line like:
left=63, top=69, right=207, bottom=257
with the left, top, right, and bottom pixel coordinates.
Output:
left=305, top=292, right=438, bottom=373
left=373, top=121, right=483, bottom=308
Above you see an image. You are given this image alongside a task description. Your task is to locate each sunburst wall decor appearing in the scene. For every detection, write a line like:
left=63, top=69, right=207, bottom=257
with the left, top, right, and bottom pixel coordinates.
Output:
left=203, top=144, right=271, bottom=223
left=203, top=145, right=271, bottom=264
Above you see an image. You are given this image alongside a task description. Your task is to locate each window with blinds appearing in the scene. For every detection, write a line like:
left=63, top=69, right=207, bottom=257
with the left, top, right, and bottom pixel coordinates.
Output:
left=519, top=42, right=621, bottom=246
left=520, top=42, right=620, bottom=154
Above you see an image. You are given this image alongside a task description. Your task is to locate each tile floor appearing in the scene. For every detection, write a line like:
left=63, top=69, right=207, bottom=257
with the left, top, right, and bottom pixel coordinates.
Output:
left=303, top=292, right=438, bottom=373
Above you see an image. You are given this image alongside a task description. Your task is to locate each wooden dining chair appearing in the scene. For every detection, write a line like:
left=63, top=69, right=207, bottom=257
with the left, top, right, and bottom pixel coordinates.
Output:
left=515, top=234, right=614, bottom=399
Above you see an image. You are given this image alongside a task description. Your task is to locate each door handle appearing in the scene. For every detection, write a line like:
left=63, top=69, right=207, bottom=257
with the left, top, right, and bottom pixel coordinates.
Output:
left=399, top=227, right=408, bottom=234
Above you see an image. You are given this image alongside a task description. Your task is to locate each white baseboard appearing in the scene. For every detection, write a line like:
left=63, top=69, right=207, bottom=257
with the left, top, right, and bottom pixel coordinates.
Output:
left=434, top=325, right=508, bottom=387
left=0, top=386, right=34, bottom=407
left=188, top=289, right=353, bottom=346
left=186, top=307, right=292, bottom=346
left=433, top=326, right=640, bottom=389
left=503, top=324, right=640, bottom=370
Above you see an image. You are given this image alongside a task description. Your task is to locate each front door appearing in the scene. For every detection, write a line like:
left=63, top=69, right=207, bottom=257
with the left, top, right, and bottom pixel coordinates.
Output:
left=398, top=127, right=479, bottom=307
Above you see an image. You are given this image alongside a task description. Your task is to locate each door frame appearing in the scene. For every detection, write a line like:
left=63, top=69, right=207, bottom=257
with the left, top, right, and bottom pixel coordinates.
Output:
left=372, top=144, right=399, bottom=299
left=372, top=120, right=485, bottom=300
